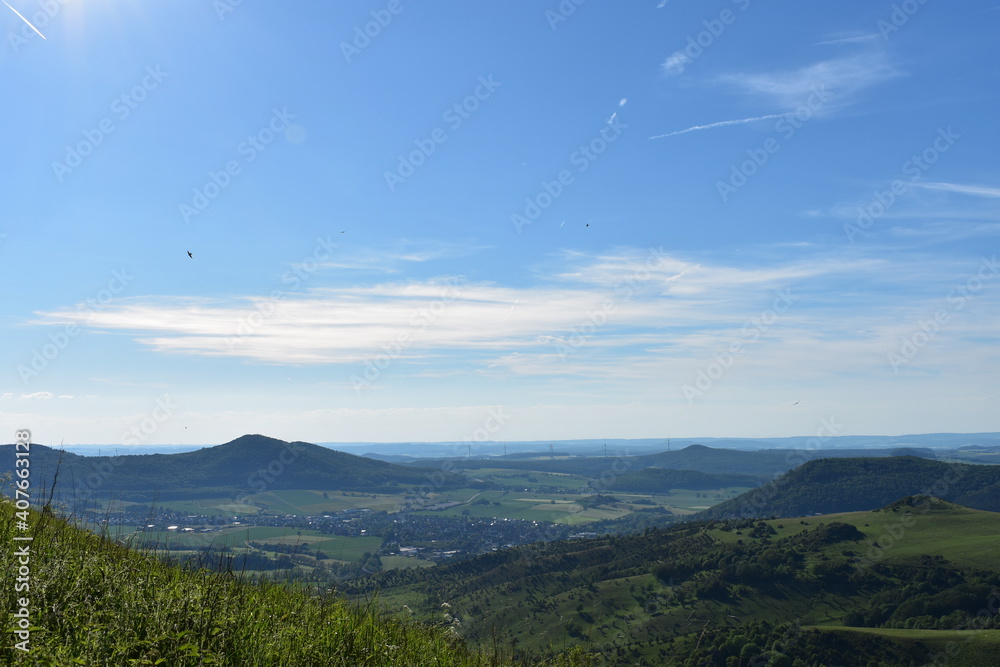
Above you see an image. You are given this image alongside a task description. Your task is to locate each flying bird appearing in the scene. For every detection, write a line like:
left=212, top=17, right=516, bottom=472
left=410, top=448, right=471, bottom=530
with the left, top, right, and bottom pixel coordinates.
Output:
left=187, top=251, right=193, bottom=258
left=792, top=400, right=800, bottom=406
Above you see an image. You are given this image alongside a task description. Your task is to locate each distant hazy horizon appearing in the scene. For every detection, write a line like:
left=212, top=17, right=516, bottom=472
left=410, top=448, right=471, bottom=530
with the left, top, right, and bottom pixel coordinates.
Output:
left=33, top=430, right=1000, bottom=457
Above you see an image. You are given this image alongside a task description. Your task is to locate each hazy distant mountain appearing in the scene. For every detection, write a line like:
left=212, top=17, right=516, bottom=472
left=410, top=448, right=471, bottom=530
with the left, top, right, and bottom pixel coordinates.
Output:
left=0, top=434, right=464, bottom=502
left=406, top=443, right=937, bottom=481
left=324, top=432, right=1000, bottom=460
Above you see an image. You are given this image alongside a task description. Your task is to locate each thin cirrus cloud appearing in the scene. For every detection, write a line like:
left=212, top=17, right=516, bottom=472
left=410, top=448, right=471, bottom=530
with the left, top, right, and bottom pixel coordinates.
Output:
left=653, top=53, right=897, bottom=139
left=889, top=222, right=1000, bottom=242
left=28, top=248, right=959, bottom=380
left=319, top=239, right=490, bottom=273
left=911, top=182, right=1000, bottom=199
left=837, top=179, right=1000, bottom=242
left=714, top=53, right=899, bottom=110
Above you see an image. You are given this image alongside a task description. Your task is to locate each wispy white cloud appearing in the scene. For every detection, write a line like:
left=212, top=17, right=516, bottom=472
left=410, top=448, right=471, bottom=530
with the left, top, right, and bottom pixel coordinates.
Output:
left=316, top=239, right=490, bottom=273
left=832, top=176, right=1000, bottom=243
left=661, top=52, right=690, bottom=76
left=30, top=247, right=977, bottom=393
left=20, top=247, right=1000, bottom=443
left=912, top=182, right=1000, bottom=198
left=716, top=53, right=899, bottom=110
left=20, top=392, right=53, bottom=400
left=649, top=114, right=784, bottom=139
left=889, top=222, right=1000, bottom=242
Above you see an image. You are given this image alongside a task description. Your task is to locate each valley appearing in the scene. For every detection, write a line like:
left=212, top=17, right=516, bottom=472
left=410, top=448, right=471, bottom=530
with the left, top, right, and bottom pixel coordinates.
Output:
left=5, top=433, right=1000, bottom=665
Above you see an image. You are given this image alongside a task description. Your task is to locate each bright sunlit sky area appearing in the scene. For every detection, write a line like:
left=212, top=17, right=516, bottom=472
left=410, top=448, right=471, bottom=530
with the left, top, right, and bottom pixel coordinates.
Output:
left=2, top=1, right=999, bottom=446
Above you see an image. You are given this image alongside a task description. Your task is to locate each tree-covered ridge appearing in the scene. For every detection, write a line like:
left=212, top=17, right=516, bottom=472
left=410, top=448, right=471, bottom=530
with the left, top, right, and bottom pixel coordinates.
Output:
left=700, top=456, right=1000, bottom=519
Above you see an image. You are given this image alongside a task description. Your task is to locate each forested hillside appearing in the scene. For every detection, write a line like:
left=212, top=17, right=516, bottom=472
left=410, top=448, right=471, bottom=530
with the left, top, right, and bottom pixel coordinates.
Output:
left=699, top=456, right=1000, bottom=519
left=343, top=497, right=1000, bottom=665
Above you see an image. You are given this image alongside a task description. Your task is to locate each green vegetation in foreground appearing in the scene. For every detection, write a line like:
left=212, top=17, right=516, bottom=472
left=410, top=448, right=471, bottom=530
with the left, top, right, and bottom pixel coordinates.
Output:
left=344, top=497, right=1000, bottom=666
left=0, top=500, right=594, bottom=666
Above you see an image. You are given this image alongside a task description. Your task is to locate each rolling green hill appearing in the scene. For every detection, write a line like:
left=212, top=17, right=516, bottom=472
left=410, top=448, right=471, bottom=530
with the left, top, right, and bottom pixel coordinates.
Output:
left=343, top=498, right=1000, bottom=666
left=699, top=456, right=1000, bottom=520
left=0, top=434, right=465, bottom=503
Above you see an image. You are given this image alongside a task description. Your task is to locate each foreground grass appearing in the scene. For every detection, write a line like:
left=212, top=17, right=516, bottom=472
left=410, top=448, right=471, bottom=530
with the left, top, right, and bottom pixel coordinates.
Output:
left=0, top=501, right=591, bottom=666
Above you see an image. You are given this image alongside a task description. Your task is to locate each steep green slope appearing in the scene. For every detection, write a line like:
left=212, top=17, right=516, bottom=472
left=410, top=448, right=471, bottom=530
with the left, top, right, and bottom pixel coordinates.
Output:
left=0, top=498, right=591, bottom=666
left=700, top=456, right=1000, bottom=519
left=343, top=499, right=1000, bottom=666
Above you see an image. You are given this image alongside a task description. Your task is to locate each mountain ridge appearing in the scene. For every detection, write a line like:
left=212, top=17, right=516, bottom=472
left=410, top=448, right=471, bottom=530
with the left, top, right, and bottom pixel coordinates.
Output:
left=0, top=434, right=465, bottom=502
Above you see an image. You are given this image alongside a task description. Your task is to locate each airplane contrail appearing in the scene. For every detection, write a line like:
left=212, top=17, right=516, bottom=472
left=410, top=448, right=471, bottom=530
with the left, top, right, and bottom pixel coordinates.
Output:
left=502, top=299, right=519, bottom=322
left=4, top=0, right=46, bottom=40
left=649, top=113, right=784, bottom=140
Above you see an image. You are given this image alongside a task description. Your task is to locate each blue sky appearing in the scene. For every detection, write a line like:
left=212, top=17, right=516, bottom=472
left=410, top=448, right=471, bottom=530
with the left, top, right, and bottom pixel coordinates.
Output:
left=2, top=0, right=999, bottom=446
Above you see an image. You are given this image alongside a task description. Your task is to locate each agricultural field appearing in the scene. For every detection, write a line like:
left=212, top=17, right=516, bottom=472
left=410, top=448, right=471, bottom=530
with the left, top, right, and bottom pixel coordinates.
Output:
left=248, top=488, right=406, bottom=515
left=409, top=485, right=748, bottom=521
left=108, top=523, right=383, bottom=563
left=466, top=468, right=593, bottom=491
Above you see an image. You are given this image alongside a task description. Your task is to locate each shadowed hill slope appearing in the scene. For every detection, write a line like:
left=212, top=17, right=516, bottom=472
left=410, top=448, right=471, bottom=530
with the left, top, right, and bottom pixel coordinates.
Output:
left=698, top=456, right=1000, bottom=519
